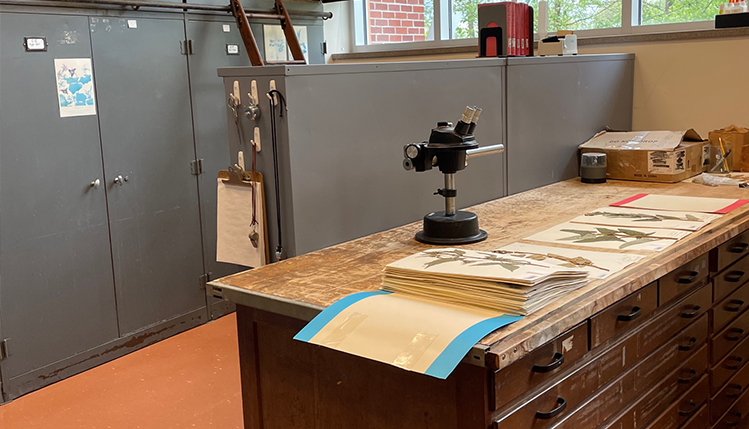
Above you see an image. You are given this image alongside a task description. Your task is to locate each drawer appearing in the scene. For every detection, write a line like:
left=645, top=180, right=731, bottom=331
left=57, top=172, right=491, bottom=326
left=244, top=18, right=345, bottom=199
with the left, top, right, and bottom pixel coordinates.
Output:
left=714, top=281, right=749, bottom=333
left=591, top=282, right=658, bottom=349
left=714, top=256, right=749, bottom=303
left=711, top=356, right=749, bottom=424
left=642, top=376, right=709, bottom=429
left=658, top=252, right=709, bottom=305
left=713, top=386, right=749, bottom=429
left=711, top=334, right=749, bottom=395
left=714, top=230, right=749, bottom=273
left=712, top=306, right=749, bottom=364
left=491, top=322, right=588, bottom=411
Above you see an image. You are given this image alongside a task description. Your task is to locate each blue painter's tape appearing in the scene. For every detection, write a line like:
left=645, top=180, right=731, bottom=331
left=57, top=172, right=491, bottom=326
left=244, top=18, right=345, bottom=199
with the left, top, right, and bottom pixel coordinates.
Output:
left=293, top=290, right=391, bottom=342
left=425, top=314, right=523, bottom=379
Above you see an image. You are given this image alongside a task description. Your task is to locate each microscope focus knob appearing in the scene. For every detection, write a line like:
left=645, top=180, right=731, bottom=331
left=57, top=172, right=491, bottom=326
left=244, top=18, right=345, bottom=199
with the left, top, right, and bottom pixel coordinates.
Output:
left=404, top=143, right=421, bottom=160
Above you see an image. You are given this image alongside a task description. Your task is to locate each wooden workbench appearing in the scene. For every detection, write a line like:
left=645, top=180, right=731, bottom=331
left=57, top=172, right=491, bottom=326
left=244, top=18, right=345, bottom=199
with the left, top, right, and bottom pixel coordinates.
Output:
left=211, top=178, right=749, bottom=429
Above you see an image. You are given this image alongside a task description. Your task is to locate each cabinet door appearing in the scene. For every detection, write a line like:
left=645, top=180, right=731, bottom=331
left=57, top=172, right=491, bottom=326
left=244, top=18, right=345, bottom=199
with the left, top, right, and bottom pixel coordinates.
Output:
left=186, top=18, right=250, bottom=301
left=90, top=16, right=206, bottom=334
left=0, top=13, right=119, bottom=380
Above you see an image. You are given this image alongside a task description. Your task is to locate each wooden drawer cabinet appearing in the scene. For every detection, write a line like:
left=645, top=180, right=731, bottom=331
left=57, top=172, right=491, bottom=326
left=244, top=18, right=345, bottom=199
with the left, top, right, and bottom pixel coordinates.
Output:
left=714, top=281, right=749, bottom=333
left=491, top=322, right=588, bottom=411
left=713, top=307, right=749, bottom=364
left=715, top=230, right=749, bottom=273
left=642, top=376, right=709, bottom=429
left=711, top=358, right=749, bottom=424
left=714, top=255, right=749, bottom=303
left=712, top=334, right=749, bottom=395
left=680, top=405, right=709, bottom=429
left=659, top=252, right=709, bottom=305
left=591, top=281, right=658, bottom=349
left=713, top=387, right=749, bottom=429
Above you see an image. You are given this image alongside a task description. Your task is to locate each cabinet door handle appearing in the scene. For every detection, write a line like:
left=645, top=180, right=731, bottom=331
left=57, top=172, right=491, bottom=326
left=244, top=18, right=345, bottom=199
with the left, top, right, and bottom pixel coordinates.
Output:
left=90, top=178, right=101, bottom=189
left=727, top=383, right=743, bottom=398
left=617, top=306, right=642, bottom=322
left=726, top=299, right=746, bottom=313
left=729, top=243, right=749, bottom=254
left=532, top=352, right=564, bottom=374
left=726, top=328, right=746, bottom=342
left=725, top=271, right=746, bottom=283
left=678, top=399, right=698, bottom=417
left=535, top=397, right=566, bottom=420
left=681, top=305, right=701, bottom=319
left=678, top=368, right=697, bottom=384
left=726, top=412, right=743, bottom=427
left=678, top=336, right=698, bottom=351
left=677, top=271, right=699, bottom=284
left=726, top=356, right=744, bottom=370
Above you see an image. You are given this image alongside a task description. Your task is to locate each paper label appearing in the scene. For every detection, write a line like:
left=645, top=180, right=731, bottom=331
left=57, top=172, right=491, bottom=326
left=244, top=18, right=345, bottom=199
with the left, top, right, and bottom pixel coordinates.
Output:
left=223, top=24, right=231, bottom=33
left=702, top=144, right=710, bottom=167
left=127, top=19, right=137, bottom=29
left=648, top=150, right=685, bottom=174
left=226, top=44, right=239, bottom=55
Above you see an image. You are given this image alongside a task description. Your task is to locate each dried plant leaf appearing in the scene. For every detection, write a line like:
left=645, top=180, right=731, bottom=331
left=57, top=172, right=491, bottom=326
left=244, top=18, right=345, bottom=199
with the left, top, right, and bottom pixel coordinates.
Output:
left=619, top=237, right=659, bottom=249
left=575, top=235, right=625, bottom=243
left=595, top=227, right=620, bottom=235
left=617, top=228, right=655, bottom=237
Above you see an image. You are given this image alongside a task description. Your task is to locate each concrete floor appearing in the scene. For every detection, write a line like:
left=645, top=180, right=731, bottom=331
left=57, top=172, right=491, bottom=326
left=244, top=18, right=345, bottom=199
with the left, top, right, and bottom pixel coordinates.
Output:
left=0, top=313, right=243, bottom=429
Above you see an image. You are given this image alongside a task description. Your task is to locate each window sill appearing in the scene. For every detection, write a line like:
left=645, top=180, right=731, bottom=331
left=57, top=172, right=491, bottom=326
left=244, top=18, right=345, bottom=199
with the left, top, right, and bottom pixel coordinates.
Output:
left=331, top=27, right=749, bottom=61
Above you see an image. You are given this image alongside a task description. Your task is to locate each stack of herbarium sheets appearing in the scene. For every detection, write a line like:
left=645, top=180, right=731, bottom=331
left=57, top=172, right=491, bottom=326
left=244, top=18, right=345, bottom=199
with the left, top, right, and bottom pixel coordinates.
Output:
left=381, top=248, right=590, bottom=316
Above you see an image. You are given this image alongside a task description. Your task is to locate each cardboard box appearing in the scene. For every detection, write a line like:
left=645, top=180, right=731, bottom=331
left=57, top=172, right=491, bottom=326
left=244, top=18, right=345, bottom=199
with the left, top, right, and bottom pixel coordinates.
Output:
left=579, top=129, right=709, bottom=183
left=708, top=125, right=749, bottom=172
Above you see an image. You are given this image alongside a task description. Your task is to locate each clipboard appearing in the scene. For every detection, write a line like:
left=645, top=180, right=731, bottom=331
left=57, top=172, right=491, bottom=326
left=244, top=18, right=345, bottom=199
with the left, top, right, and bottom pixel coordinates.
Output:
left=217, top=168, right=270, bottom=266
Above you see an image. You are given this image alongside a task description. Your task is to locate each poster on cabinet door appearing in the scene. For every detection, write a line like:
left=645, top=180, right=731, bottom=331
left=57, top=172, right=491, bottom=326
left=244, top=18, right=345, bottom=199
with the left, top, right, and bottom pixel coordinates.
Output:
left=263, top=25, right=309, bottom=63
left=54, top=58, right=96, bottom=117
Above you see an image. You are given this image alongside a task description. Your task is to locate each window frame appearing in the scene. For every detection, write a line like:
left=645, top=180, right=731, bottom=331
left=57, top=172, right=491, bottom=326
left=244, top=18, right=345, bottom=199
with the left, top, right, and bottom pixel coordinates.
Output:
left=351, top=0, right=716, bottom=53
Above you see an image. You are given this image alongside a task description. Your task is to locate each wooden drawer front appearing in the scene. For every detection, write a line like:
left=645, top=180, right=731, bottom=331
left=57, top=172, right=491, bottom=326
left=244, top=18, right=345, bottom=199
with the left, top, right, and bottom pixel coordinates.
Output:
left=713, top=386, right=749, bottom=429
left=712, top=334, right=749, bottom=395
left=712, top=307, right=749, bottom=364
left=591, top=282, right=658, bottom=349
left=714, top=281, right=749, bottom=333
left=491, top=322, right=588, bottom=411
left=642, top=376, right=709, bottom=429
left=659, top=252, right=709, bottom=306
left=710, top=350, right=749, bottom=424
left=715, top=230, right=749, bottom=274
left=715, top=255, right=749, bottom=303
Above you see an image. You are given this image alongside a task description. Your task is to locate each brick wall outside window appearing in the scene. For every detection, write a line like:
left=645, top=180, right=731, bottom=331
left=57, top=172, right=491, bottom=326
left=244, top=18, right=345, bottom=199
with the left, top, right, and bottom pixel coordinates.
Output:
left=368, top=0, right=426, bottom=44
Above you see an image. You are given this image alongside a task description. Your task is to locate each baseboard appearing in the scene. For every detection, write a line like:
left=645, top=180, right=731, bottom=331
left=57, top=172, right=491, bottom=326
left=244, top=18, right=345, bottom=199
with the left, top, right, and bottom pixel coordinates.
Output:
left=2, top=306, right=209, bottom=402
left=210, top=299, right=235, bottom=319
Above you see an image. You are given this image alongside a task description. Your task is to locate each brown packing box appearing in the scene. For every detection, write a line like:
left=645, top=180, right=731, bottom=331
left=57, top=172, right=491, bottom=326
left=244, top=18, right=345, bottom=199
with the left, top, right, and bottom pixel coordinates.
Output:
left=579, top=129, right=709, bottom=183
left=708, top=125, right=749, bottom=172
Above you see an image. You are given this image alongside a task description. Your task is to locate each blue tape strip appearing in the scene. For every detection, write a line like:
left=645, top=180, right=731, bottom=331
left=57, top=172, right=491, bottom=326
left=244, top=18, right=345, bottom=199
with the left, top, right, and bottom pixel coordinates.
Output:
left=293, top=290, right=391, bottom=342
left=424, top=314, right=523, bottom=379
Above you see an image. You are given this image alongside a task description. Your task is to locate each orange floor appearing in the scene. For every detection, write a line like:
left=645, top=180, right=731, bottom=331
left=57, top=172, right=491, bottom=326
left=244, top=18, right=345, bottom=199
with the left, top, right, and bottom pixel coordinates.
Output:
left=0, top=313, right=243, bottom=429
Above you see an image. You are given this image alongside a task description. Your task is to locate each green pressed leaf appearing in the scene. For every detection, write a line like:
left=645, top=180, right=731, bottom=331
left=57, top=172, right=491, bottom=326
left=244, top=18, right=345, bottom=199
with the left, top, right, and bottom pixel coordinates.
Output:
left=423, top=257, right=460, bottom=269
left=574, top=235, right=625, bottom=243
left=684, top=214, right=702, bottom=221
left=595, top=227, right=620, bottom=235
left=617, top=228, right=655, bottom=237
left=561, top=229, right=597, bottom=236
left=619, top=237, right=659, bottom=249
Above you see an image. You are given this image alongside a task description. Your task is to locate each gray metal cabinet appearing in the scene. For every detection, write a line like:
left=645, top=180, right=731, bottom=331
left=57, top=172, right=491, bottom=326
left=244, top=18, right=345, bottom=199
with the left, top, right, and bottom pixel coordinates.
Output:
left=0, top=12, right=120, bottom=381
left=90, top=16, right=207, bottom=335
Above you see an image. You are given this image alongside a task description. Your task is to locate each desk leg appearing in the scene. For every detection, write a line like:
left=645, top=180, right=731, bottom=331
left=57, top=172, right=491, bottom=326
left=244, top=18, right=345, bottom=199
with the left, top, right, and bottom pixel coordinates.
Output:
left=236, top=305, right=263, bottom=429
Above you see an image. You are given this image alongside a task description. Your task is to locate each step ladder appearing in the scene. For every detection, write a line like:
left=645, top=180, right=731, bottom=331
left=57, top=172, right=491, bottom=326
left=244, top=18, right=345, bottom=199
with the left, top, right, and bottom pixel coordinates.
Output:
left=230, top=0, right=307, bottom=66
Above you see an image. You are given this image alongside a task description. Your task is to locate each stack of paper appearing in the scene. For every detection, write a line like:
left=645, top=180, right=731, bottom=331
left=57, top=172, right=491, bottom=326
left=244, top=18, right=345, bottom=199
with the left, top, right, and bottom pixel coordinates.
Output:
left=381, top=248, right=589, bottom=316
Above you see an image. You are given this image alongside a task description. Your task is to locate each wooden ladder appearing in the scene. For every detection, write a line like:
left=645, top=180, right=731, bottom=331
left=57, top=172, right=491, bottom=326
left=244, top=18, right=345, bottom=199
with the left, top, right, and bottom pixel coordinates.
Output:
left=230, top=0, right=307, bottom=66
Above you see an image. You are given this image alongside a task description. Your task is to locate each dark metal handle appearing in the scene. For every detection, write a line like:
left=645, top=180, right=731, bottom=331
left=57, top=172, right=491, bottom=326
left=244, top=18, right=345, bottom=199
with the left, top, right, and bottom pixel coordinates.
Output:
left=681, top=305, right=701, bottom=319
left=726, top=328, right=746, bottom=342
left=726, top=299, right=746, bottom=313
left=535, top=397, right=566, bottom=420
left=729, top=242, right=749, bottom=253
left=677, top=271, right=699, bottom=284
left=726, top=412, right=743, bottom=427
left=726, top=271, right=746, bottom=283
left=617, top=306, right=642, bottom=322
left=678, top=399, right=698, bottom=417
left=532, top=352, right=564, bottom=374
left=679, top=337, right=698, bottom=351
left=678, top=368, right=697, bottom=384
left=726, top=356, right=744, bottom=370
left=727, top=383, right=743, bottom=398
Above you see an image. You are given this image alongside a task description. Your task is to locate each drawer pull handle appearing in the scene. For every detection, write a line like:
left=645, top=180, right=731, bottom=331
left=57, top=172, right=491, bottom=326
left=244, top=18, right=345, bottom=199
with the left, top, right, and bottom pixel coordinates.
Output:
left=535, top=397, right=566, bottom=420
left=726, top=412, right=742, bottom=427
left=726, top=271, right=746, bottom=283
left=532, top=352, right=565, bottom=374
left=726, top=356, right=744, bottom=370
left=678, top=399, right=698, bottom=417
left=681, top=305, right=701, bottom=319
left=726, top=328, right=746, bottom=342
left=678, top=368, right=697, bottom=384
left=678, top=337, right=697, bottom=351
left=617, top=306, right=642, bottom=322
left=726, top=299, right=746, bottom=313
left=727, top=383, right=743, bottom=398
left=677, top=271, right=699, bottom=284
left=729, top=243, right=749, bottom=254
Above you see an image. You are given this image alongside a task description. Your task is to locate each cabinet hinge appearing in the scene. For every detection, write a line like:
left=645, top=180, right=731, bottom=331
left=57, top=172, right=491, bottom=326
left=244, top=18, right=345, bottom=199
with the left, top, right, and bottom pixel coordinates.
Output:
left=180, top=39, right=194, bottom=55
left=0, top=339, right=9, bottom=361
left=322, top=41, right=327, bottom=55
left=199, top=272, right=211, bottom=290
left=190, top=159, right=203, bottom=175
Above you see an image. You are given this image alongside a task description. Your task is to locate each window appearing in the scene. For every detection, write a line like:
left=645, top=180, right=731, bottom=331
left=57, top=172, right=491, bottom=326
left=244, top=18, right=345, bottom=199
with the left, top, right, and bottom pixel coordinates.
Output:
left=353, top=0, right=717, bottom=48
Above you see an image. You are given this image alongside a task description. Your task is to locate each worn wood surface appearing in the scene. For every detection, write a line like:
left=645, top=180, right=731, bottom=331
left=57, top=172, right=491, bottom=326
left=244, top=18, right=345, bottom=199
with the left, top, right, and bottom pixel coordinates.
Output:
left=212, top=178, right=749, bottom=369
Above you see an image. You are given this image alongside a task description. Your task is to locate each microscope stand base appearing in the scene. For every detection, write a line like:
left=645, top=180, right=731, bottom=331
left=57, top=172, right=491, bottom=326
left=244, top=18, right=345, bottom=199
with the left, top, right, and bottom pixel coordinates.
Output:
left=415, top=210, right=488, bottom=245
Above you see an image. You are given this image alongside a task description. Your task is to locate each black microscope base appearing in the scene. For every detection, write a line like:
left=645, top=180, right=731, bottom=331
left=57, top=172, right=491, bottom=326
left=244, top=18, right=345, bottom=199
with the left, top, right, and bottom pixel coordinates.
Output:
left=415, top=210, right=488, bottom=245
